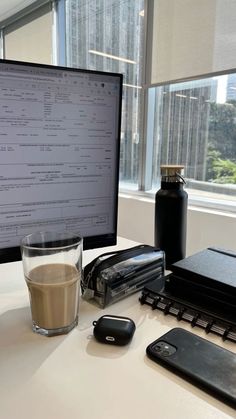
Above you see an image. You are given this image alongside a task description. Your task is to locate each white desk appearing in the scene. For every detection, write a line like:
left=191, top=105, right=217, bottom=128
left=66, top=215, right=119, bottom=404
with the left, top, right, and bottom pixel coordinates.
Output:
left=0, top=237, right=235, bottom=419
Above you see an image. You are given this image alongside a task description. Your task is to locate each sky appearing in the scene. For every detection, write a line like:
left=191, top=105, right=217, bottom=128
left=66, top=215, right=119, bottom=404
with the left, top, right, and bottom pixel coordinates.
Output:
left=216, top=75, right=227, bottom=103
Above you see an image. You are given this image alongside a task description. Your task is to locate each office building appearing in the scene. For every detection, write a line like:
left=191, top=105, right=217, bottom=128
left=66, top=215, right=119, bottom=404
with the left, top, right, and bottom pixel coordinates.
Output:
left=226, top=74, right=236, bottom=101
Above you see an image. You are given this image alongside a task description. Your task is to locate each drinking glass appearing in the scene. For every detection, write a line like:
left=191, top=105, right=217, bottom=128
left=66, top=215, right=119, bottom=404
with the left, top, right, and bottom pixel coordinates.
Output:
left=21, top=231, right=83, bottom=336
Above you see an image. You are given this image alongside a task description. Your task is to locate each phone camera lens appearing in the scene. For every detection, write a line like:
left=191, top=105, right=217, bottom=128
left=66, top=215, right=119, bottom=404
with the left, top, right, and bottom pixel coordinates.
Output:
left=162, top=350, right=170, bottom=356
left=154, top=344, right=162, bottom=352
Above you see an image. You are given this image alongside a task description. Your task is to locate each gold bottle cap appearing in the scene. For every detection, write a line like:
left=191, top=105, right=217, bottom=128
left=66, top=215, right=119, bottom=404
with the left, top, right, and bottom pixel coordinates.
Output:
left=160, top=165, right=185, bottom=182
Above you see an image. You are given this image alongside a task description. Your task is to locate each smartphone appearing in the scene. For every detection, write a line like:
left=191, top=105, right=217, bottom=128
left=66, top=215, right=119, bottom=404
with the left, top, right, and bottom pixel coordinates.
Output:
left=146, top=328, right=236, bottom=407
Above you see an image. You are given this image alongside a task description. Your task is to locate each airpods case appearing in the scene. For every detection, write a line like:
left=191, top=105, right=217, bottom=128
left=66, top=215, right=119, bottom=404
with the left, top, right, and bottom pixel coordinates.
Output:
left=93, top=315, right=136, bottom=345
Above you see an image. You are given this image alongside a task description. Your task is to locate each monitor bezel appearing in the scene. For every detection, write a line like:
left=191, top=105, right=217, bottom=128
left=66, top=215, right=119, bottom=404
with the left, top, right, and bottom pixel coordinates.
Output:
left=0, top=59, right=123, bottom=263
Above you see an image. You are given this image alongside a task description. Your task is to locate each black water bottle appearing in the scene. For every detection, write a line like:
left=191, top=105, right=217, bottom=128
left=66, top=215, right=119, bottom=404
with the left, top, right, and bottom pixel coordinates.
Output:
left=155, top=165, right=188, bottom=269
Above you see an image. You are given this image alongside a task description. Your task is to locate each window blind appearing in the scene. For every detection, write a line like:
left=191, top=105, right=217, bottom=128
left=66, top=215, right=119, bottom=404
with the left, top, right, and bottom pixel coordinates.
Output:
left=151, top=0, right=236, bottom=84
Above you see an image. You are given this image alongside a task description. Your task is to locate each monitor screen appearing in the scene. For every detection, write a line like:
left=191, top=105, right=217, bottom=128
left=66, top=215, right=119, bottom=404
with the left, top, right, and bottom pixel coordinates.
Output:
left=0, top=59, right=122, bottom=263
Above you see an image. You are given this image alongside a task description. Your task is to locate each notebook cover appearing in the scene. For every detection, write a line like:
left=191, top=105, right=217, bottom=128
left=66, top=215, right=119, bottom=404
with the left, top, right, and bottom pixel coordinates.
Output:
left=170, top=247, right=236, bottom=296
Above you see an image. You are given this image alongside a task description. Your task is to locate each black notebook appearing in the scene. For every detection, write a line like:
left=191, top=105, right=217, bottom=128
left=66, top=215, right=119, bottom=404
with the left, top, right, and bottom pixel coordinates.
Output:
left=172, top=247, right=236, bottom=296
left=140, top=247, right=236, bottom=342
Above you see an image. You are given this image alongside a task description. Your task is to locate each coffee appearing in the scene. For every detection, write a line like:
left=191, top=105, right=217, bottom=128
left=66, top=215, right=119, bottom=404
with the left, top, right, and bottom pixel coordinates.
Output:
left=25, top=263, right=80, bottom=330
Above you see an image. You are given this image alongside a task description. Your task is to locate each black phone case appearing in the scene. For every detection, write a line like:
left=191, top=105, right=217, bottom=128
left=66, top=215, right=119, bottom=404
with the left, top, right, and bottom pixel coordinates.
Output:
left=146, top=328, right=236, bottom=407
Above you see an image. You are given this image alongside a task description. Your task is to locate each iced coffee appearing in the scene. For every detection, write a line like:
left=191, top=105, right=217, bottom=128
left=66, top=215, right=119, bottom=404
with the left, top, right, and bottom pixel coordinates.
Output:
left=21, top=231, right=82, bottom=336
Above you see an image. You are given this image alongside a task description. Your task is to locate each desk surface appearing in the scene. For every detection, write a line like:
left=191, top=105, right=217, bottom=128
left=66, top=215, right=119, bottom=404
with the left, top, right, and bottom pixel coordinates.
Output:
left=0, top=237, right=236, bottom=419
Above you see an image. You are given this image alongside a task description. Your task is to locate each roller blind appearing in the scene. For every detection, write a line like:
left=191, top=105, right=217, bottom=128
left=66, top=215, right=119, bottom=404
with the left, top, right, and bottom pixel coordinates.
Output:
left=151, top=0, right=236, bottom=84
left=4, top=9, right=52, bottom=64
left=0, top=1, right=35, bottom=22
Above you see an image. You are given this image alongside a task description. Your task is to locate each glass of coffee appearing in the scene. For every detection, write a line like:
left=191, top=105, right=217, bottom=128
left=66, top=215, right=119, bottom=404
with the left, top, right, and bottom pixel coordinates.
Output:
left=21, top=231, right=82, bottom=337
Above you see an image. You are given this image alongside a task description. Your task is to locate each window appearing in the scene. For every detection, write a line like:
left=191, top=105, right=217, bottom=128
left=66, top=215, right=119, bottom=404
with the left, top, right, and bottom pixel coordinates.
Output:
left=1, top=0, right=236, bottom=211
left=65, top=0, right=144, bottom=189
left=147, top=0, right=236, bottom=211
left=63, top=0, right=236, bottom=211
left=148, top=72, right=236, bottom=210
left=2, top=3, right=53, bottom=65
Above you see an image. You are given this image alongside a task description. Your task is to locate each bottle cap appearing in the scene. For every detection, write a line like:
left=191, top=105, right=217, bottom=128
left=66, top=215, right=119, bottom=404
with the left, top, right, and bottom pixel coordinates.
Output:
left=160, top=165, right=185, bottom=182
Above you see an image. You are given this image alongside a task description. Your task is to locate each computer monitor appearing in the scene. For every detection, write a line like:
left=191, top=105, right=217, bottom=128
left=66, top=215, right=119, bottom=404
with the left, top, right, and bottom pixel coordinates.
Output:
left=0, top=59, right=122, bottom=263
